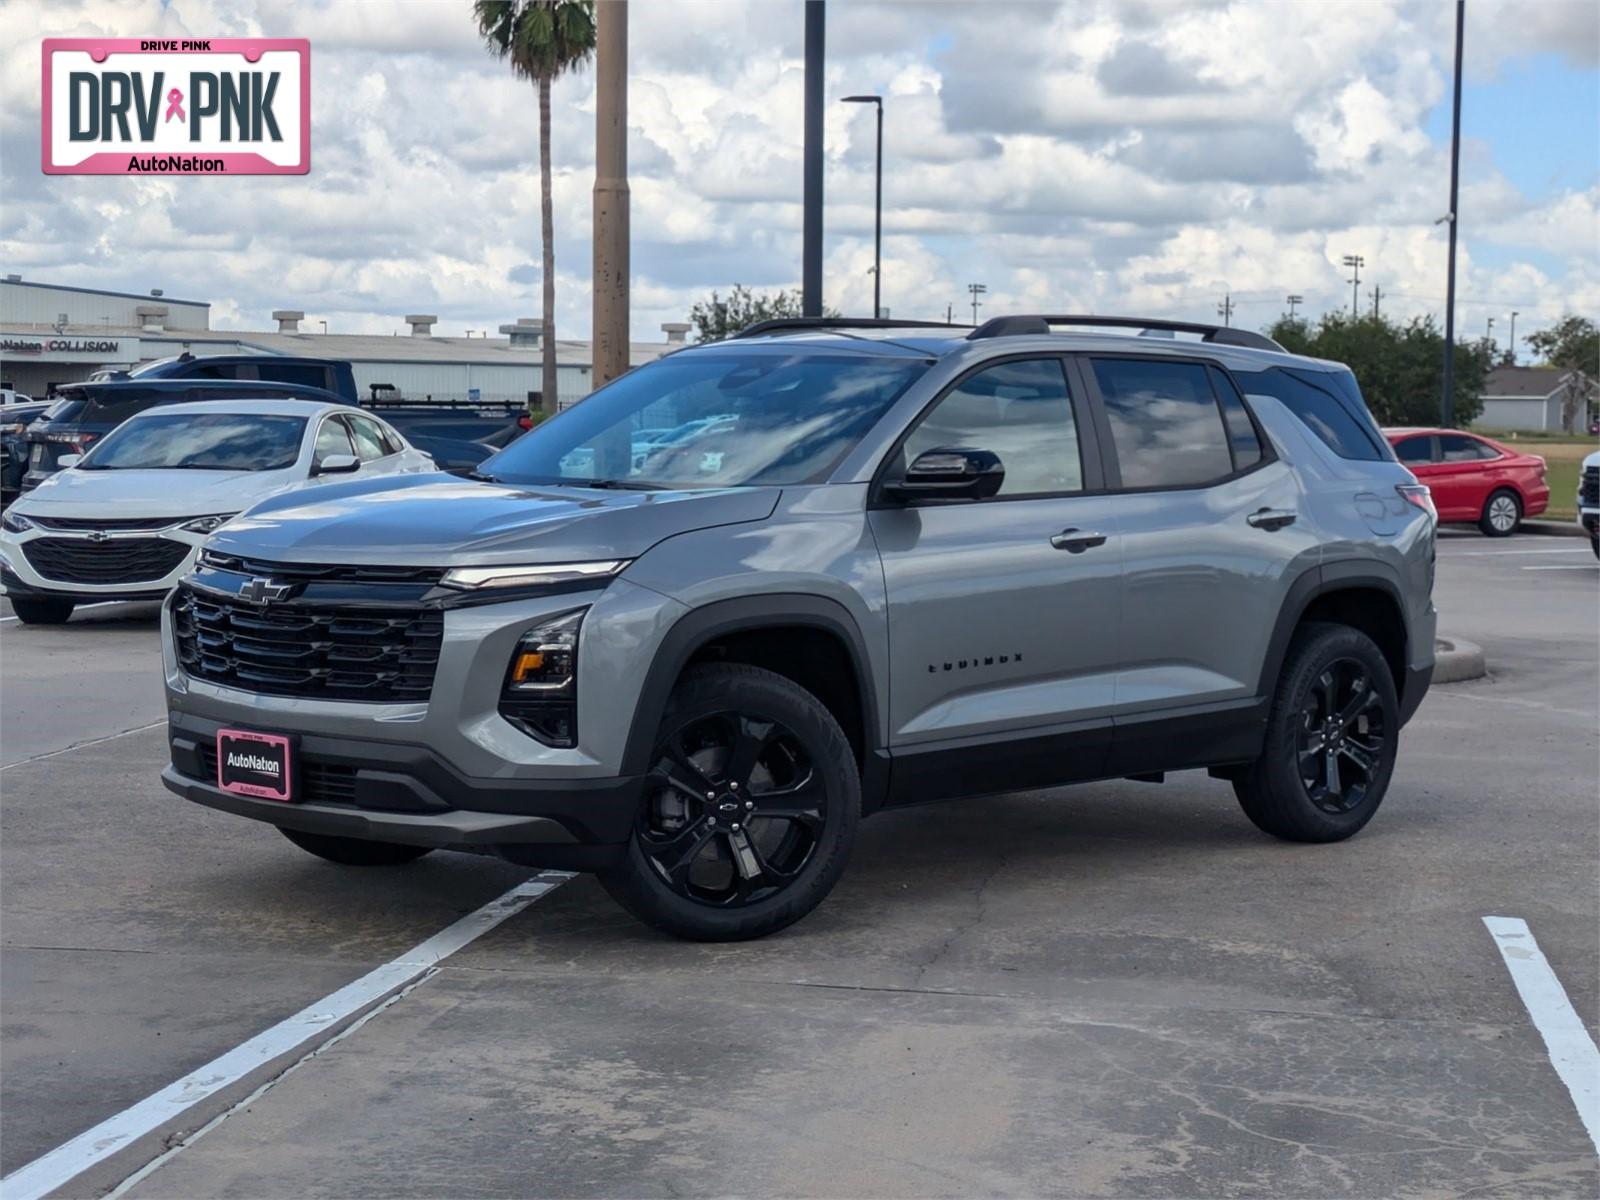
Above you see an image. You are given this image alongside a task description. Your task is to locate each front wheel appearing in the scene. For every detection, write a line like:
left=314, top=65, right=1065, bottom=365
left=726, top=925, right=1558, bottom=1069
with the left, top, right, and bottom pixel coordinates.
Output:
left=279, top=827, right=433, bottom=866
left=1234, top=622, right=1400, bottom=843
left=1479, top=488, right=1521, bottom=537
left=600, top=663, right=860, bottom=941
left=9, top=596, right=74, bottom=625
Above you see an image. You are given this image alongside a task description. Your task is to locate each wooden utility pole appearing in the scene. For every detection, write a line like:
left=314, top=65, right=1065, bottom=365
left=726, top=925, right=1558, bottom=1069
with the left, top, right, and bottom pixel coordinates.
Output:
left=592, top=0, right=630, bottom=389
left=802, top=1, right=825, bottom=315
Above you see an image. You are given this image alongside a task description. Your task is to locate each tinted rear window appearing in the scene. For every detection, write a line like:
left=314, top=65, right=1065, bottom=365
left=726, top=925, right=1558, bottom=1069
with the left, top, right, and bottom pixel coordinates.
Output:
left=1234, top=367, right=1389, bottom=461
left=1092, top=358, right=1235, bottom=488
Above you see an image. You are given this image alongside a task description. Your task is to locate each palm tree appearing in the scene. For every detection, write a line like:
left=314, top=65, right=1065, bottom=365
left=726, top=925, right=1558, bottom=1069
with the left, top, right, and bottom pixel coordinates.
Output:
left=474, top=0, right=597, bottom=412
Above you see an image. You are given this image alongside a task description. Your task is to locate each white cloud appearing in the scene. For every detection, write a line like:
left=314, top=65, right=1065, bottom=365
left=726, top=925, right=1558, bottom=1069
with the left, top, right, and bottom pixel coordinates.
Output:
left=0, top=0, right=1594, bottom=353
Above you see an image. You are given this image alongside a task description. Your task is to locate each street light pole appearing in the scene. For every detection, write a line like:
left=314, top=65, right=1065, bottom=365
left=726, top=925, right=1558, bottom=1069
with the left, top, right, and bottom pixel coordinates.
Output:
left=1342, top=254, right=1364, bottom=317
left=1508, top=311, right=1518, bottom=364
left=1286, top=294, right=1303, bottom=320
left=801, top=1, right=825, bottom=317
left=842, top=95, right=883, bottom=318
left=1441, top=0, right=1465, bottom=426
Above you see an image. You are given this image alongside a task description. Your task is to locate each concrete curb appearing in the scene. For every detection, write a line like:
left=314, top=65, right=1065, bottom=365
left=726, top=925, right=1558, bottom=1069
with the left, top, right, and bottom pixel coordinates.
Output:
left=1434, top=636, right=1487, bottom=685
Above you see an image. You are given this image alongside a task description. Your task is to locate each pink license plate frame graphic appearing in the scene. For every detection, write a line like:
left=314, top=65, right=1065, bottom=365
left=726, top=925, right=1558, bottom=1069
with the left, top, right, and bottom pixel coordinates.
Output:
left=42, top=38, right=310, bottom=175
left=216, top=728, right=294, bottom=802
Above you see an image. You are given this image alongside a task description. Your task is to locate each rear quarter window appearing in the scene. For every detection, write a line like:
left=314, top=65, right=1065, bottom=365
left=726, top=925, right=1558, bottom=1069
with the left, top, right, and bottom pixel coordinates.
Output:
left=1235, top=367, right=1390, bottom=462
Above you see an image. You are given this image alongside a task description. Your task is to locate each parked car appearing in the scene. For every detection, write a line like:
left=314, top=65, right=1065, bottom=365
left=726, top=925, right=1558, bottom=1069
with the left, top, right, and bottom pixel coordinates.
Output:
left=1384, top=427, right=1548, bottom=537
left=0, top=398, right=434, bottom=624
left=103, top=352, right=360, bottom=401
left=1, top=387, right=34, bottom=407
left=1579, top=448, right=1599, bottom=558
left=1, top=400, right=52, bottom=504
left=159, top=315, right=1435, bottom=941
left=20, top=379, right=346, bottom=490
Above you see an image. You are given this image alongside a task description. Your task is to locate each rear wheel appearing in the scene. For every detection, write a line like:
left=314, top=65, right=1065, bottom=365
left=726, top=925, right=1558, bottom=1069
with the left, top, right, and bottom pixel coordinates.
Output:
left=1234, top=622, right=1399, bottom=843
left=279, top=827, right=433, bottom=866
left=1479, top=488, right=1521, bottom=537
left=9, top=597, right=74, bottom=625
left=600, top=663, right=859, bottom=941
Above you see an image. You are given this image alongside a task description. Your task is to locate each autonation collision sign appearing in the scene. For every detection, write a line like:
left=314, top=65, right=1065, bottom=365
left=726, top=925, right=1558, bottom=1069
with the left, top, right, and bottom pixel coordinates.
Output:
left=42, top=38, right=309, bottom=175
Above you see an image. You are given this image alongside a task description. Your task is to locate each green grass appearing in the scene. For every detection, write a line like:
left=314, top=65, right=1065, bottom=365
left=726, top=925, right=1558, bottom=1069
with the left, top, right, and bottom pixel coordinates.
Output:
left=1543, top=457, right=1580, bottom=521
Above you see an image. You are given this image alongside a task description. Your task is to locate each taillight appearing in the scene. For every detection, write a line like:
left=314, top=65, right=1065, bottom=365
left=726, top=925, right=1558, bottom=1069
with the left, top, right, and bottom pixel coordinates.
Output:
left=517, top=414, right=533, bottom=431
left=1397, top=482, right=1435, bottom=520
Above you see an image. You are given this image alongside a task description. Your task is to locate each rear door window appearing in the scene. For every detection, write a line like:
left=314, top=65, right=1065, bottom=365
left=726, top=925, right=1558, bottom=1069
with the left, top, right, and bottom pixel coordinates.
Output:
left=314, top=416, right=355, bottom=464
left=1092, top=358, right=1234, bottom=488
left=1439, top=434, right=1497, bottom=462
left=1394, top=436, right=1435, bottom=464
left=1207, top=366, right=1264, bottom=472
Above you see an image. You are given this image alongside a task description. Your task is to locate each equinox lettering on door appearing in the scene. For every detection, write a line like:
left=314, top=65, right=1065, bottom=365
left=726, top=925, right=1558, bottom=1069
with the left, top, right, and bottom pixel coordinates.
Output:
left=42, top=38, right=309, bottom=175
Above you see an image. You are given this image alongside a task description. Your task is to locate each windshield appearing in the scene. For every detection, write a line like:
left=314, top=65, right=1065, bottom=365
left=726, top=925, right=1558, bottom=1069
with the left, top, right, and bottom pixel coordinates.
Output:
left=482, top=352, right=929, bottom=488
left=80, top=412, right=307, bottom=471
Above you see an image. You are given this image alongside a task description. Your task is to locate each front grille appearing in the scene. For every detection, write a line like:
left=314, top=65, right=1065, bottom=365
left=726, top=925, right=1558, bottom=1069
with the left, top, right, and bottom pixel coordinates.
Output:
left=199, top=551, right=445, bottom=585
left=1582, top=465, right=1599, bottom=507
left=29, top=514, right=184, bottom=531
left=21, top=536, right=190, bottom=584
left=195, top=743, right=357, bottom=805
left=173, top=584, right=442, bottom=702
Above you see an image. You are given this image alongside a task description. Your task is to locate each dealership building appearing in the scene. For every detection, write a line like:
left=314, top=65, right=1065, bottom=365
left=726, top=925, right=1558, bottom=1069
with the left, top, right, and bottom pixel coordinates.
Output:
left=0, top=277, right=687, bottom=408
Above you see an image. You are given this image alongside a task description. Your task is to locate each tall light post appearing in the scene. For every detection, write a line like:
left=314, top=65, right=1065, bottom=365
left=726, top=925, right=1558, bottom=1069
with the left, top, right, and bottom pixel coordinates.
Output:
left=1441, top=0, right=1465, bottom=426
left=968, top=282, right=987, bottom=325
left=1342, top=254, right=1364, bottom=317
left=1485, top=315, right=1495, bottom=350
left=592, top=0, right=630, bottom=388
left=842, top=94, right=883, bottom=318
left=801, top=1, right=825, bottom=317
left=1286, top=293, right=1303, bottom=320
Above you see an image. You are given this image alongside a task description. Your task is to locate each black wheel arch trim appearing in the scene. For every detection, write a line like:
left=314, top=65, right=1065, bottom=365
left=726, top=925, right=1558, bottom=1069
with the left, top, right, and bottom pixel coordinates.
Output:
left=619, top=593, right=889, bottom=808
left=1259, top=559, right=1424, bottom=725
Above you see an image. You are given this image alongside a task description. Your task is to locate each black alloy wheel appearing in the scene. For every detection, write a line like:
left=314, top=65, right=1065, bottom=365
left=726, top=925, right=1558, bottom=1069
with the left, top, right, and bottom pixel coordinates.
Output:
left=1294, top=658, right=1388, bottom=814
left=639, top=711, right=827, bottom=906
left=601, top=663, right=859, bottom=941
left=1234, top=621, right=1400, bottom=843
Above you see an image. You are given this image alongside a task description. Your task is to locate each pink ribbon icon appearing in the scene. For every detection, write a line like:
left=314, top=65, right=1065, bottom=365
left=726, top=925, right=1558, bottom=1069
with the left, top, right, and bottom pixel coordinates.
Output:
left=164, top=88, right=185, bottom=123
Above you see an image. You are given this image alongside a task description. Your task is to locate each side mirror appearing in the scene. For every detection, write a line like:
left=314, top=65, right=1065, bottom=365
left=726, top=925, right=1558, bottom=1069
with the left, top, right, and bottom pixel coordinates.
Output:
left=313, top=453, right=360, bottom=476
left=56, top=454, right=83, bottom=469
left=885, top=448, right=1005, bottom=502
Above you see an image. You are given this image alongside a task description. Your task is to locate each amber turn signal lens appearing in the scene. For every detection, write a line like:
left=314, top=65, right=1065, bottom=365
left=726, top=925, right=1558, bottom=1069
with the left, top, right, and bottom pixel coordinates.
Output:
left=511, top=651, right=545, bottom=683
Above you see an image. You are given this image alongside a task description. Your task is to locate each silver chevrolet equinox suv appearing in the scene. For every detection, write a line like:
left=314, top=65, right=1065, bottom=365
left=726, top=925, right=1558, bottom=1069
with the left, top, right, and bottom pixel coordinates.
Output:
left=162, top=315, right=1437, bottom=940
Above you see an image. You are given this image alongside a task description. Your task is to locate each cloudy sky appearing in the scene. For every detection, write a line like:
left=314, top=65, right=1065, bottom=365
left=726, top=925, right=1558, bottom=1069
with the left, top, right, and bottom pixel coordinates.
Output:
left=1, top=0, right=1596, bottom=356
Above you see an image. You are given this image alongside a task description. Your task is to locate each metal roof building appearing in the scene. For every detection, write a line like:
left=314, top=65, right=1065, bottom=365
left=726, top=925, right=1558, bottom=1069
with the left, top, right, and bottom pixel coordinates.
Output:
left=0, top=277, right=687, bottom=408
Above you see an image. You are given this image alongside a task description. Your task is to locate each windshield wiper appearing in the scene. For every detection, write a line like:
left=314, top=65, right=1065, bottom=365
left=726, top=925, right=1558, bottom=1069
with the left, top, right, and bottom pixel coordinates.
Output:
left=579, top=478, right=665, bottom=491
left=468, top=469, right=500, bottom=483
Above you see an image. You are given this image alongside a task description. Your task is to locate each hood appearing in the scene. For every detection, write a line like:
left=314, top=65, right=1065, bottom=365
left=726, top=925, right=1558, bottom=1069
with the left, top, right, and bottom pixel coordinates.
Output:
left=210, top=474, right=782, bottom=566
left=14, top=467, right=301, bottom=518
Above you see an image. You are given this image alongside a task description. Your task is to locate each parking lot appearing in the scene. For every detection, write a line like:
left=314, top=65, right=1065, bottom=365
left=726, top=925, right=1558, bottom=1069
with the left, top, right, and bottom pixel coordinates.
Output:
left=1, top=531, right=1595, bottom=1197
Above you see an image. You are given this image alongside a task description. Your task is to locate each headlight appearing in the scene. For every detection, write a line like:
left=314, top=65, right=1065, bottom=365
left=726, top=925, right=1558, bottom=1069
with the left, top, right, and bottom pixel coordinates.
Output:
left=1, top=510, right=34, bottom=533
left=499, top=609, right=584, bottom=747
left=179, top=513, right=238, bottom=534
left=443, top=560, right=628, bottom=591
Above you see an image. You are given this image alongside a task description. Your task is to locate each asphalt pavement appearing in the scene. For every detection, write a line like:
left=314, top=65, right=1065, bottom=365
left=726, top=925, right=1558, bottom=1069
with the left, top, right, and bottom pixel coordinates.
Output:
left=1, top=531, right=1595, bottom=1198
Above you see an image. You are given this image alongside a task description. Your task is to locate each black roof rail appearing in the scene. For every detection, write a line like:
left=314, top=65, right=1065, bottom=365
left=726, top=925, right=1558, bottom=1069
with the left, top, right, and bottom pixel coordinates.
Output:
left=968, top=314, right=1285, bottom=353
left=732, top=317, right=971, bottom=339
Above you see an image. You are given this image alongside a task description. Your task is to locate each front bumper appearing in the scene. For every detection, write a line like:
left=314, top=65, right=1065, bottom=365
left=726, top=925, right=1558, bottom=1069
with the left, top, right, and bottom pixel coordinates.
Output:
left=0, top=525, right=202, bottom=600
left=164, top=710, right=639, bottom=869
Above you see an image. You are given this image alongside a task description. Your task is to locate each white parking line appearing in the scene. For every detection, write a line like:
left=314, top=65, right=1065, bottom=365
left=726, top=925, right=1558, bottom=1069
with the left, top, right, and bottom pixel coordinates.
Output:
left=1521, top=564, right=1598, bottom=571
left=0, top=719, right=168, bottom=772
left=1446, top=548, right=1590, bottom=556
left=1483, top=916, right=1600, bottom=1155
left=0, top=872, right=573, bottom=1200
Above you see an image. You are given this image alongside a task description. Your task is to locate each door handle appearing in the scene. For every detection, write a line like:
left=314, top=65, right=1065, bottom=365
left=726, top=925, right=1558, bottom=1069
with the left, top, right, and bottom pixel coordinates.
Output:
left=1050, top=528, right=1108, bottom=553
left=1247, top=507, right=1297, bottom=531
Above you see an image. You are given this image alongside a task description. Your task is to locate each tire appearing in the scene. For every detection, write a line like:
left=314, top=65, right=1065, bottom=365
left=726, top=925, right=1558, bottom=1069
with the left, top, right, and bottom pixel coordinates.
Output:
left=1590, top=533, right=1599, bottom=561
left=279, top=827, right=433, bottom=866
left=1479, top=488, right=1521, bottom=537
left=599, top=663, right=860, bottom=941
left=1233, top=621, right=1399, bottom=843
left=9, top=597, right=74, bottom=625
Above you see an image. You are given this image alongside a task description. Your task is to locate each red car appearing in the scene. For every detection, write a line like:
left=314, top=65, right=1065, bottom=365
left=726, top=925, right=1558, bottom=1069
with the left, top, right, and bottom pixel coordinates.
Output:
left=1385, top=427, right=1548, bottom=537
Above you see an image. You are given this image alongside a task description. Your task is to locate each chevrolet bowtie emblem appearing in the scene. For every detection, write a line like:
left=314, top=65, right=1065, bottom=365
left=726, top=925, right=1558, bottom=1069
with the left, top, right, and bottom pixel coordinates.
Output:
left=85, top=530, right=111, bottom=543
left=240, top=577, right=293, bottom=604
